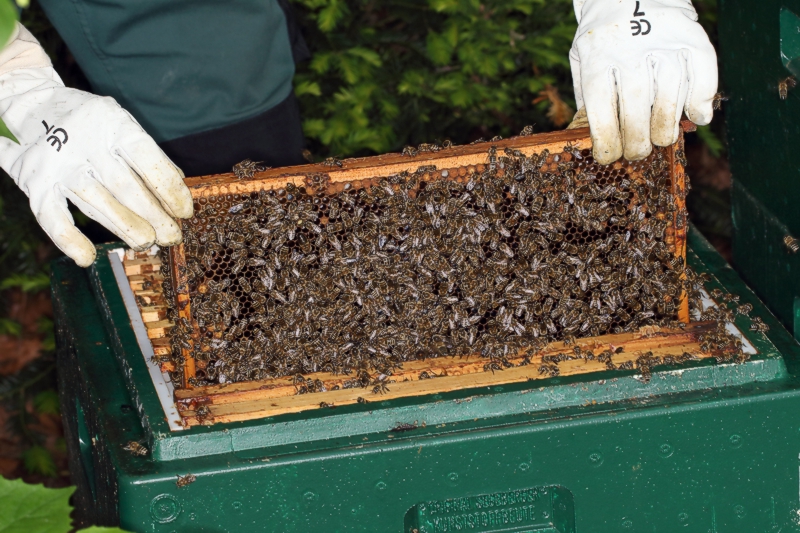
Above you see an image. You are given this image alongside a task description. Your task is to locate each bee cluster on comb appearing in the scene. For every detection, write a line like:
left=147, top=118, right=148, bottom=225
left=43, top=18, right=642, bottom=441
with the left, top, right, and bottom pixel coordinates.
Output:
left=159, top=137, right=748, bottom=390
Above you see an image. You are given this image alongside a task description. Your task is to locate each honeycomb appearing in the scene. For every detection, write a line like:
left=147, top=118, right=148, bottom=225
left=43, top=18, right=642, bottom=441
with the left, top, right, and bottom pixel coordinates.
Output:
left=162, top=141, right=688, bottom=388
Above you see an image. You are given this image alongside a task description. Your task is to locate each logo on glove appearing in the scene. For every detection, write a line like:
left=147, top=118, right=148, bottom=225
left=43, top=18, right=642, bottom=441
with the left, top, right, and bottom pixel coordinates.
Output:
left=631, top=1, right=651, bottom=36
left=42, top=120, right=68, bottom=152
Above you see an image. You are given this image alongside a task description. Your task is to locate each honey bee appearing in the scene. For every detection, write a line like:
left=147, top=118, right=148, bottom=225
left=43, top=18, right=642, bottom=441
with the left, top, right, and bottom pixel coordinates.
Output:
left=390, top=422, right=418, bottom=432
left=417, top=143, right=441, bottom=153
left=712, top=92, right=728, bottom=110
left=749, top=317, right=769, bottom=333
left=562, top=142, right=579, bottom=155
left=322, top=157, right=343, bottom=167
left=675, top=149, right=688, bottom=168
left=784, top=235, right=800, bottom=253
left=538, top=363, right=559, bottom=377
left=232, top=159, right=267, bottom=179
left=176, top=473, right=197, bottom=488
left=519, top=125, right=535, bottom=136
left=195, top=405, right=213, bottom=424
left=122, top=441, right=148, bottom=456
left=779, top=77, right=797, bottom=100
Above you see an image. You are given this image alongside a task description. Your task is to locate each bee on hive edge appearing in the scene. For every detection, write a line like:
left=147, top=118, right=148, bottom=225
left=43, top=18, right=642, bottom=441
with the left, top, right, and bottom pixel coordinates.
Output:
left=784, top=235, right=800, bottom=253
left=779, top=77, right=797, bottom=100
left=675, top=149, right=688, bottom=168
left=232, top=159, right=268, bottom=179
left=176, top=473, right=197, bottom=488
left=417, top=143, right=441, bottom=153
left=195, top=404, right=213, bottom=423
left=122, top=441, right=148, bottom=456
left=749, top=317, right=770, bottom=333
left=390, top=422, right=418, bottom=432
left=372, top=382, right=390, bottom=394
left=322, top=157, right=343, bottom=167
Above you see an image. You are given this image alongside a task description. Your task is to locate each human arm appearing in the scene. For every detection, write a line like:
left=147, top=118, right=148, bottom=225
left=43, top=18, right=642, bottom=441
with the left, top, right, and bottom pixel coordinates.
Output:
left=0, top=23, right=193, bottom=266
left=569, top=0, right=718, bottom=164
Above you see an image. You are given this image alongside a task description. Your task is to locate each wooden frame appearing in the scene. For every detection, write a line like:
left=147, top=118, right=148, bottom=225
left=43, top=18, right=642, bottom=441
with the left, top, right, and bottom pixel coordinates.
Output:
left=170, top=323, right=714, bottom=426
left=122, top=125, right=694, bottom=425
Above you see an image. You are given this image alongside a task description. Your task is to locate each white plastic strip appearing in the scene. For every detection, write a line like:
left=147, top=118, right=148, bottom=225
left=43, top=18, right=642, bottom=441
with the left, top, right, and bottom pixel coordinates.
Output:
left=108, top=249, right=184, bottom=431
left=694, top=289, right=757, bottom=355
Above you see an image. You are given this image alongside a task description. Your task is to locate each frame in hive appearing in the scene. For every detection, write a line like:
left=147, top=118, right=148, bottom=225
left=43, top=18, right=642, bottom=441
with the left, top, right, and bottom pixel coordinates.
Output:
left=142, top=125, right=703, bottom=425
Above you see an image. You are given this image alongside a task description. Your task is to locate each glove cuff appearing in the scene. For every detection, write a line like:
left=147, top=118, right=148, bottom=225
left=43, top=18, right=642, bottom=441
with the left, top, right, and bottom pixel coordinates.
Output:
left=0, top=23, right=54, bottom=79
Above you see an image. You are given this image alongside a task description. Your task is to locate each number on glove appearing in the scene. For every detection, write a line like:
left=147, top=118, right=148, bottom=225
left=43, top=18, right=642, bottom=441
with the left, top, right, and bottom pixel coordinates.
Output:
left=42, top=120, right=68, bottom=152
left=630, top=1, right=651, bottom=36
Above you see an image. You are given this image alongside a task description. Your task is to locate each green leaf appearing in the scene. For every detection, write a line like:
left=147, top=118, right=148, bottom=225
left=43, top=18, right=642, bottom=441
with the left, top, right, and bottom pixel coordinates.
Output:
left=0, top=0, right=17, bottom=144
left=79, top=527, right=130, bottom=533
left=23, top=445, right=57, bottom=477
left=347, top=47, right=382, bottom=67
left=696, top=124, right=725, bottom=157
left=294, top=80, right=321, bottom=97
left=0, top=116, right=18, bottom=144
left=397, top=70, right=427, bottom=96
left=0, top=477, right=73, bottom=533
left=301, top=118, right=327, bottom=139
left=317, top=0, right=349, bottom=32
left=0, top=0, right=17, bottom=50
left=426, top=32, right=453, bottom=66
left=0, top=272, right=49, bottom=292
left=309, top=52, right=333, bottom=75
left=0, top=317, right=21, bottom=337
left=337, top=54, right=364, bottom=84
left=33, top=389, right=60, bottom=415
left=429, top=0, right=459, bottom=12
left=443, top=22, right=459, bottom=49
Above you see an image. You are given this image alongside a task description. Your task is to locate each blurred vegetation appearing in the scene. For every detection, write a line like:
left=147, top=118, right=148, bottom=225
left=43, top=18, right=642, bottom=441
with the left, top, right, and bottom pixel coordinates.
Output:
left=0, top=0, right=730, bottom=483
left=293, top=0, right=577, bottom=156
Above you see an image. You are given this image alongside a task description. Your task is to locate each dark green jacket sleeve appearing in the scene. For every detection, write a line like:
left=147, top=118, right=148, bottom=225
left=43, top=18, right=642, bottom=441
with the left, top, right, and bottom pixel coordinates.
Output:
left=37, top=0, right=299, bottom=144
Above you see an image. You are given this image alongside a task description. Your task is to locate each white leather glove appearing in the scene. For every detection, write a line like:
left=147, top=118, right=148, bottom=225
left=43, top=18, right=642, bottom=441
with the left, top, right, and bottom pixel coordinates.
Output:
left=570, top=0, right=718, bottom=164
left=0, top=24, right=193, bottom=267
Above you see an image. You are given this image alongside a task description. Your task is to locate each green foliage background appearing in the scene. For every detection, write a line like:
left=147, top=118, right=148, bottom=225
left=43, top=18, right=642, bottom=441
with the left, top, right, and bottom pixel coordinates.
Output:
left=293, top=0, right=577, bottom=157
